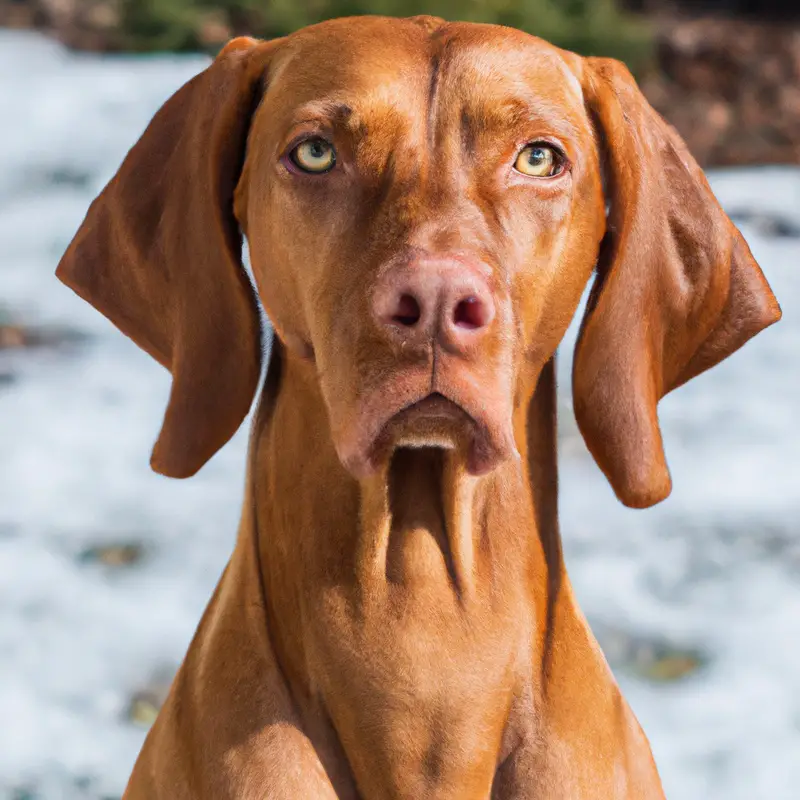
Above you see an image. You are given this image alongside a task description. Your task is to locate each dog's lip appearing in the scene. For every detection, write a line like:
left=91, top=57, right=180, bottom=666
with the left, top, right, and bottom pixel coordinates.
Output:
left=357, top=391, right=512, bottom=478
left=331, top=358, right=520, bottom=480
left=370, top=392, right=476, bottom=454
left=390, top=392, right=471, bottom=425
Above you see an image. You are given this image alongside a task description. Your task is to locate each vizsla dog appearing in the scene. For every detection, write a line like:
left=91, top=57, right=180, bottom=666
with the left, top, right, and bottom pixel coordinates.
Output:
left=57, top=15, right=780, bottom=799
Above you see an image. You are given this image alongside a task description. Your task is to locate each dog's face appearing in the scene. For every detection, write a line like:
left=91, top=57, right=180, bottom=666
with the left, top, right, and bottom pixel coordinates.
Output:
left=57, top=16, right=780, bottom=507
left=239, top=19, right=603, bottom=480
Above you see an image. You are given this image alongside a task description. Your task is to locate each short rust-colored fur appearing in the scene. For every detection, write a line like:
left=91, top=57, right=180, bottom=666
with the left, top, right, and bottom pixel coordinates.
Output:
left=57, top=16, right=780, bottom=799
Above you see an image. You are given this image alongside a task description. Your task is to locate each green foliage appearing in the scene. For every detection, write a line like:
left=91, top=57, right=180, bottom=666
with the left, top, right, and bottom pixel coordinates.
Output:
left=120, top=0, right=652, bottom=73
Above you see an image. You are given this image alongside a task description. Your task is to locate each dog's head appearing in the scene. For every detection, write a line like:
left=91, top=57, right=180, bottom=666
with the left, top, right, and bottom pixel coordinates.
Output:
left=57, top=16, right=780, bottom=508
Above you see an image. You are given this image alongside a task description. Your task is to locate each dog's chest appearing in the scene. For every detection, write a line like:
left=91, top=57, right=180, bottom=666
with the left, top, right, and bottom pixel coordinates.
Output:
left=302, top=577, right=533, bottom=799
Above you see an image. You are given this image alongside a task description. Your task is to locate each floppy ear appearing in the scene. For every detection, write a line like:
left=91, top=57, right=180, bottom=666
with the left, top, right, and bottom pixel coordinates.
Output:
left=573, top=57, right=781, bottom=509
left=57, top=37, right=280, bottom=478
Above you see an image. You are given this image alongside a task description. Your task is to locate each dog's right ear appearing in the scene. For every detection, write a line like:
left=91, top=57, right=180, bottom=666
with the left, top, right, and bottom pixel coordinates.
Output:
left=57, top=37, right=282, bottom=478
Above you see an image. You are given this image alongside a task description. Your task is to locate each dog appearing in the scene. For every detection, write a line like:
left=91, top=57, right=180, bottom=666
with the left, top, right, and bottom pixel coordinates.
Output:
left=57, top=15, right=781, bottom=799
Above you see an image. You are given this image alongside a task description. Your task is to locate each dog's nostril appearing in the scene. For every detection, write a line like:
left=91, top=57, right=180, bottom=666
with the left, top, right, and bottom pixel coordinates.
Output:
left=453, top=297, right=487, bottom=330
left=392, top=294, right=422, bottom=327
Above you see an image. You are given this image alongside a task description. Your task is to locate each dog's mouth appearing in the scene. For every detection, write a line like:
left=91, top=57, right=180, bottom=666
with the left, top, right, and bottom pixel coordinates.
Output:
left=334, top=383, right=517, bottom=479
left=325, top=338, right=520, bottom=481
left=374, top=392, right=476, bottom=454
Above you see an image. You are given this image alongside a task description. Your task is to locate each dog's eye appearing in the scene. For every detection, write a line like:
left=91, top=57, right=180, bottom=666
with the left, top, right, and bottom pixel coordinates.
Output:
left=514, top=144, right=563, bottom=178
left=290, top=138, right=336, bottom=173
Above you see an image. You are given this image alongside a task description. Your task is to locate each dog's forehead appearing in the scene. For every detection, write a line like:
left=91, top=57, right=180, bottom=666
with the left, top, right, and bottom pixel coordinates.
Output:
left=269, top=18, right=587, bottom=129
left=441, top=27, right=584, bottom=110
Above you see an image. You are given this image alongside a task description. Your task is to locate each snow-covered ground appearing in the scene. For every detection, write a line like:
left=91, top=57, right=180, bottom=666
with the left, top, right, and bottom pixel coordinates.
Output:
left=0, top=29, right=797, bottom=800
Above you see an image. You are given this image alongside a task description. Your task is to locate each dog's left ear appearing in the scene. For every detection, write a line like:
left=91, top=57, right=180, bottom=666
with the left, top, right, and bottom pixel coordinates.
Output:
left=573, top=57, right=781, bottom=509
left=57, top=37, right=281, bottom=478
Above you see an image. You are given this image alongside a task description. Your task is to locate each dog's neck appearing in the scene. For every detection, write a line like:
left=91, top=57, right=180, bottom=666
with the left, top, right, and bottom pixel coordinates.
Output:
left=372, top=445, right=484, bottom=601
left=243, top=345, right=607, bottom=793
left=252, top=345, right=559, bottom=585
left=250, top=342, right=566, bottom=722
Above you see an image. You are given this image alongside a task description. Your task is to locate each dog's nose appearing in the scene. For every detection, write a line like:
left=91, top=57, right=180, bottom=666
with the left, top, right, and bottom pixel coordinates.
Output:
left=372, top=259, right=495, bottom=353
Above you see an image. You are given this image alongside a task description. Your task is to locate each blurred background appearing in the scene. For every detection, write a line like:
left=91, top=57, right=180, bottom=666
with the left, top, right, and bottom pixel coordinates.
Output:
left=0, top=1, right=797, bottom=798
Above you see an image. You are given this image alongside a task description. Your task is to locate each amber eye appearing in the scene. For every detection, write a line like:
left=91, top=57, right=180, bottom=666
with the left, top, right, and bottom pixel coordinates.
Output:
left=514, top=144, right=563, bottom=178
left=290, top=137, right=336, bottom=173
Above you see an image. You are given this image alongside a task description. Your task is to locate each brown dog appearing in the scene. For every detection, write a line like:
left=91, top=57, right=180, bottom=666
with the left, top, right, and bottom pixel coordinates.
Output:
left=57, top=15, right=780, bottom=799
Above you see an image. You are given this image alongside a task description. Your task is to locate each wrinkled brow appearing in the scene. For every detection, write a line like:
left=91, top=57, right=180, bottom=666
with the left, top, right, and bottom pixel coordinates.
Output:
left=465, top=96, right=582, bottom=142
left=287, top=99, right=355, bottom=127
left=284, top=96, right=419, bottom=147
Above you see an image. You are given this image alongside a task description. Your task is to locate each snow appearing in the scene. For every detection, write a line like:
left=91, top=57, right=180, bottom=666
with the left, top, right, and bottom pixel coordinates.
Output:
left=1, top=30, right=798, bottom=799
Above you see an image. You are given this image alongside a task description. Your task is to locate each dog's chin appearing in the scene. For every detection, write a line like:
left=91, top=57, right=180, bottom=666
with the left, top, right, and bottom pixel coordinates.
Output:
left=336, top=392, right=518, bottom=480
left=378, top=393, right=474, bottom=453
